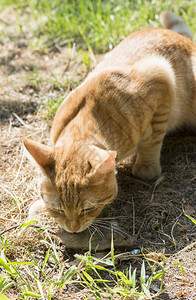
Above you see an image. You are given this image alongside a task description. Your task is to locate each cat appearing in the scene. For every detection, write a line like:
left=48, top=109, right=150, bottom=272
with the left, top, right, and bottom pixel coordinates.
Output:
left=24, top=12, right=196, bottom=233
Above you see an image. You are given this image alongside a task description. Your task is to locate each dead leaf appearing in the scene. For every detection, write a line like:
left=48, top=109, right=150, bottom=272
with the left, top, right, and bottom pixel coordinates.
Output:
left=182, top=202, right=196, bottom=216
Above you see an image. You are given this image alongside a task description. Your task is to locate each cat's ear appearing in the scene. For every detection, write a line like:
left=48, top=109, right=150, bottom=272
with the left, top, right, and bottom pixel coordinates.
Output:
left=89, top=151, right=117, bottom=184
left=23, top=138, right=54, bottom=178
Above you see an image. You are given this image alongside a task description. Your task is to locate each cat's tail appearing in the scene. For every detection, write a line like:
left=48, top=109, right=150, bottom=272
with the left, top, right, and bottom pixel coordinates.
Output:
left=160, top=11, right=192, bottom=40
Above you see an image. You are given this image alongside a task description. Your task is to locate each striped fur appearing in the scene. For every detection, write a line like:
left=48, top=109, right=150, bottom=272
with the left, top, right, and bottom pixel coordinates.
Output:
left=24, top=13, right=196, bottom=233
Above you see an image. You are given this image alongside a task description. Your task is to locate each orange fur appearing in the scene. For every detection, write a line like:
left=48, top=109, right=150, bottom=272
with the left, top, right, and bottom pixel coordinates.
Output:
left=24, top=13, right=196, bottom=232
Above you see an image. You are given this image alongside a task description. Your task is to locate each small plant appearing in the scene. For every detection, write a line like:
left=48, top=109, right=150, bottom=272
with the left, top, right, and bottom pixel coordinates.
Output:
left=183, top=204, right=196, bottom=225
left=0, top=223, right=168, bottom=299
left=39, top=94, right=65, bottom=119
left=184, top=213, right=196, bottom=225
left=73, top=241, right=167, bottom=299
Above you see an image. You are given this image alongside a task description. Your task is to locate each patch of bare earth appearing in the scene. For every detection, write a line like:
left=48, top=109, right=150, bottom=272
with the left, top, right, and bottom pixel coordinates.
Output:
left=0, top=6, right=196, bottom=300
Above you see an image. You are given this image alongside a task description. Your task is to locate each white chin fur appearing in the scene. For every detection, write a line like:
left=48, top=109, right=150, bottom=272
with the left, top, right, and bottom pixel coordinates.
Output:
left=28, top=199, right=46, bottom=218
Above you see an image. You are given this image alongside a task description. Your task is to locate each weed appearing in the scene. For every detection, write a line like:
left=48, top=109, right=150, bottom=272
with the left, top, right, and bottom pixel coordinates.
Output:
left=39, top=94, right=65, bottom=119
left=1, top=1, right=196, bottom=52
left=0, top=224, right=169, bottom=299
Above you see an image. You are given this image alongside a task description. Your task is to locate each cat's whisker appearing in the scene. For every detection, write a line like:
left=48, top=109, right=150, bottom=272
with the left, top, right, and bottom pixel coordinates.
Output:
left=94, top=225, right=106, bottom=241
left=93, top=220, right=110, bottom=229
left=94, top=219, right=112, bottom=225
left=97, top=215, right=130, bottom=220
left=92, top=202, right=106, bottom=209
left=85, top=200, right=95, bottom=207
left=93, top=220, right=128, bottom=237
left=98, top=220, right=127, bottom=233
left=88, top=226, right=93, bottom=236
left=90, top=226, right=105, bottom=241
left=90, top=224, right=105, bottom=241
left=93, top=221, right=114, bottom=230
left=111, top=225, right=130, bottom=237
left=114, top=197, right=133, bottom=204
left=94, top=218, right=117, bottom=225
left=93, top=222, right=126, bottom=238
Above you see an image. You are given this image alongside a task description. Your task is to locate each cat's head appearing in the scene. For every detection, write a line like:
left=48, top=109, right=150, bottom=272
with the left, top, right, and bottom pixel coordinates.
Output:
left=24, top=138, right=117, bottom=232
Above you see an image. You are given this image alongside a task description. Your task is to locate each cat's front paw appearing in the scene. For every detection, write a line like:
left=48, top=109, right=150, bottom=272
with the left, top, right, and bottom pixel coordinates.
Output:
left=132, top=162, right=161, bottom=180
left=28, top=199, right=46, bottom=218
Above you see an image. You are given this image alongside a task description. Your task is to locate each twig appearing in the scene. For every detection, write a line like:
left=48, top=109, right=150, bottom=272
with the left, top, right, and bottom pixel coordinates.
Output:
left=0, top=183, right=20, bottom=211
left=0, top=217, right=21, bottom=222
left=174, top=241, right=196, bottom=256
left=13, top=145, right=25, bottom=182
left=132, top=198, right=135, bottom=236
left=13, top=112, right=33, bottom=129
left=135, top=216, right=147, bottom=237
left=0, top=224, right=56, bottom=235
left=171, top=213, right=183, bottom=249
left=150, top=175, right=164, bottom=202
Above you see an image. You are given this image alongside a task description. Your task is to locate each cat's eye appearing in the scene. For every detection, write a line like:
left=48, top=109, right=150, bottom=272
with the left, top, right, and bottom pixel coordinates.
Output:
left=52, top=209, right=64, bottom=214
left=82, top=207, right=94, bottom=213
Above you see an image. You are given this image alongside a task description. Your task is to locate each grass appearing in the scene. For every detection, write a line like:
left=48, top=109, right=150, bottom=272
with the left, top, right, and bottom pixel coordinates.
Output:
left=0, top=0, right=196, bottom=53
left=0, top=223, right=168, bottom=299
left=1, top=0, right=196, bottom=117
left=1, top=217, right=194, bottom=299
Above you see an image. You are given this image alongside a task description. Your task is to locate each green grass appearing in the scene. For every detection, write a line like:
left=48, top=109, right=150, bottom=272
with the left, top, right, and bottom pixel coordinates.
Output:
left=39, top=94, right=66, bottom=119
left=1, top=0, right=196, bottom=52
left=3, top=0, right=193, bottom=118
left=1, top=0, right=196, bottom=117
left=0, top=224, right=168, bottom=299
left=39, top=74, right=85, bottom=119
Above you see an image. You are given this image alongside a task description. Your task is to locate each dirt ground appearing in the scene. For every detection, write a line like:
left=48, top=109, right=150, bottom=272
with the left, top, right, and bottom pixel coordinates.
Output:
left=0, top=7, right=196, bottom=300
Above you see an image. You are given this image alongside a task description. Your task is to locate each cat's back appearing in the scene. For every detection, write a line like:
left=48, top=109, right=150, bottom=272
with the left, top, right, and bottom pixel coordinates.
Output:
left=52, top=28, right=196, bottom=144
left=95, top=28, right=196, bottom=130
left=98, top=28, right=196, bottom=68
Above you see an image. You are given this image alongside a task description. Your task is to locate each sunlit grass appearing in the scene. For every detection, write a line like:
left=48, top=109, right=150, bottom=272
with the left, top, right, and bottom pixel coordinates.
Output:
left=0, top=0, right=196, bottom=52
left=0, top=224, right=168, bottom=299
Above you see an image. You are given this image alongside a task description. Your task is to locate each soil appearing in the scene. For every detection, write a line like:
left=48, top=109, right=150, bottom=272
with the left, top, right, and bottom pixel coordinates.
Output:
left=0, top=7, right=196, bottom=300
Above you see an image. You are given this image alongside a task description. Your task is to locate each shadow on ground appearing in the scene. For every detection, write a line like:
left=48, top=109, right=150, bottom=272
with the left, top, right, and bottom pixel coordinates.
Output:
left=0, top=100, right=38, bottom=123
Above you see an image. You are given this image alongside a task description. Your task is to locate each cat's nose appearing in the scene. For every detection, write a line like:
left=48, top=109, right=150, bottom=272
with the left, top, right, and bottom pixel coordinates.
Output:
left=68, top=223, right=80, bottom=233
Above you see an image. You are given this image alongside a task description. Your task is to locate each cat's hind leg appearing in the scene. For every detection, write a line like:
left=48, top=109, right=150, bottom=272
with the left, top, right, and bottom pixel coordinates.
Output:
left=132, top=109, right=169, bottom=180
left=131, top=55, right=175, bottom=180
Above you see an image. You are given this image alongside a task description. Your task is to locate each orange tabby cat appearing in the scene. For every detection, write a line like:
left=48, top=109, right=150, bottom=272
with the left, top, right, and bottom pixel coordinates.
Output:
left=24, top=12, right=196, bottom=233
